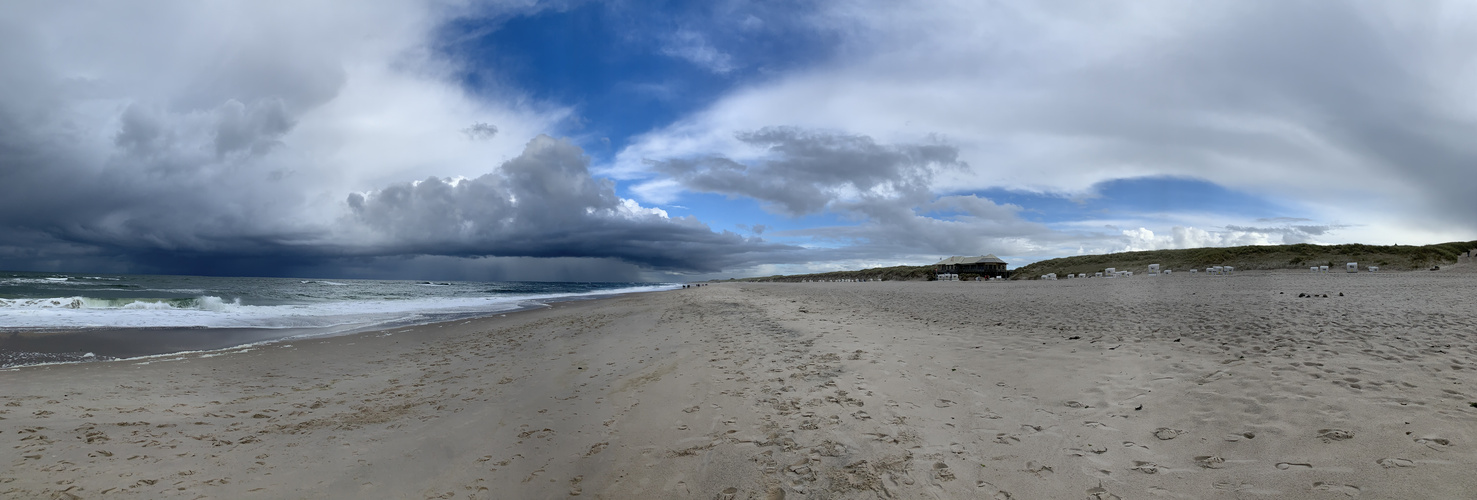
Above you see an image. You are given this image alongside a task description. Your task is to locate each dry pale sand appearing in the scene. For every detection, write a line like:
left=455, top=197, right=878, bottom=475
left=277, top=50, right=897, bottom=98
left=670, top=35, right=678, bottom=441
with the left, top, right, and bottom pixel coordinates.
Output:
left=4, top=272, right=1477, bottom=499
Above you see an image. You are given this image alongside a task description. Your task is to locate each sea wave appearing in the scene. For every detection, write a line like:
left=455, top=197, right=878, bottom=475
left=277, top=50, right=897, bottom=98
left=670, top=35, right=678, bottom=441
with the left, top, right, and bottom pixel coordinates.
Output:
left=0, top=284, right=678, bottom=331
left=0, top=296, right=240, bottom=311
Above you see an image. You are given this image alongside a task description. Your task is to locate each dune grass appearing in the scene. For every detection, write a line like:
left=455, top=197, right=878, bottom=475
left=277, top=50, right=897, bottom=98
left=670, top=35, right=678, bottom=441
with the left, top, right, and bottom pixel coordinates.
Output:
left=1009, top=241, right=1477, bottom=280
left=725, top=241, right=1477, bottom=282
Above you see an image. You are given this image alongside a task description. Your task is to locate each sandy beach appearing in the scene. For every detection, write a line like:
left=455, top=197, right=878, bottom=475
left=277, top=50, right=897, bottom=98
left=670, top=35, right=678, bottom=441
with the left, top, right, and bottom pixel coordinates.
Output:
left=4, top=272, right=1476, bottom=498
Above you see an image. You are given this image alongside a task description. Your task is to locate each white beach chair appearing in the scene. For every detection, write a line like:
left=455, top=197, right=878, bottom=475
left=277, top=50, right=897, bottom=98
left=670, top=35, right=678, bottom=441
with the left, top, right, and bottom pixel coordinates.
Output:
left=1346, top=262, right=1357, bottom=273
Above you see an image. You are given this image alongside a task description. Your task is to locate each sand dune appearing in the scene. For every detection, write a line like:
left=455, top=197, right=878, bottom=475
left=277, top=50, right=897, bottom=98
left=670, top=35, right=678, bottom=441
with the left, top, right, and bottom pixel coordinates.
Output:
left=4, top=272, right=1476, bottom=498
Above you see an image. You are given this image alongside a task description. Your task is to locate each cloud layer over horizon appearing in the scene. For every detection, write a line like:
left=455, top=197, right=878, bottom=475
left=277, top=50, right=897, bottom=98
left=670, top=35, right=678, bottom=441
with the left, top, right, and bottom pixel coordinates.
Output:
left=1, top=1, right=1474, bottom=281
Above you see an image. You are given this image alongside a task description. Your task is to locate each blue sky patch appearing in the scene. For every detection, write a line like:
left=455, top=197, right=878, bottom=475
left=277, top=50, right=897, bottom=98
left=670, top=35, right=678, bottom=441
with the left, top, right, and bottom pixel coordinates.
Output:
left=439, top=1, right=839, bottom=158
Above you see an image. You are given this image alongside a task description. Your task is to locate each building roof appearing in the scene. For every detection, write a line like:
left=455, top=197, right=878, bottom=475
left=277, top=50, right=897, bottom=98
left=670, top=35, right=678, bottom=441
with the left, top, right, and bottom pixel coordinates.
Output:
left=933, top=254, right=1007, bottom=265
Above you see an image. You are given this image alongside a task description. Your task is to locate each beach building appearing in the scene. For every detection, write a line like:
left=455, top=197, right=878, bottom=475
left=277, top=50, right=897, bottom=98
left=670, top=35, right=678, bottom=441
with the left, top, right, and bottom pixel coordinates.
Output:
left=933, top=255, right=1009, bottom=279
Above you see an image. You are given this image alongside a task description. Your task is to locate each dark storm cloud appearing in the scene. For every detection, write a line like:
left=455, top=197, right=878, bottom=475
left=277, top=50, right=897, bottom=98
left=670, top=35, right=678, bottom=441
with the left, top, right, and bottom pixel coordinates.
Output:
left=0, top=2, right=812, bottom=279
left=213, top=99, right=295, bottom=157
left=650, top=127, right=964, bottom=215
left=346, top=135, right=801, bottom=272
left=646, top=128, right=1063, bottom=260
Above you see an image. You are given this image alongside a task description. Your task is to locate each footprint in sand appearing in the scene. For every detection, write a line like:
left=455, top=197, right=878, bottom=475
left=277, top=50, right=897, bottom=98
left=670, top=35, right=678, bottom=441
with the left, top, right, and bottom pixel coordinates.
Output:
left=1414, top=437, right=1452, bottom=450
left=1198, top=370, right=1230, bottom=384
left=1068, top=444, right=1108, bottom=456
left=1275, top=462, right=1313, bottom=470
left=1022, top=461, right=1054, bottom=477
left=1086, top=483, right=1122, bottom=500
left=1376, top=457, right=1414, bottom=468
left=1130, top=461, right=1160, bottom=474
left=1317, top=429, right=1354, bottom=442
left=1195, top=455, right=1226, bottom=469
left=1222, top=430, right=1258, bottom=442
left=1153, top=428, right=1183, bottom=440
left=1312, top=482, right=1362, bottom=497
left=932, top=462, right=956, bottom=481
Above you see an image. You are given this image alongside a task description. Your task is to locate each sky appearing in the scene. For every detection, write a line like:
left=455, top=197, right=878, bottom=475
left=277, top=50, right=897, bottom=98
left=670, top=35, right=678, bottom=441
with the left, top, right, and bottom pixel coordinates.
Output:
left=1, top=1, right=1475, bottom=282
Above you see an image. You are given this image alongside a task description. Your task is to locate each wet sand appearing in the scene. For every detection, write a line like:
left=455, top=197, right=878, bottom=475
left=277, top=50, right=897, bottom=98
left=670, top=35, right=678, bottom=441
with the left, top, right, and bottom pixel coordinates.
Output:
left=0, top=327, right=325, bottom=366
left=3, top=272, right=1476, bottom=498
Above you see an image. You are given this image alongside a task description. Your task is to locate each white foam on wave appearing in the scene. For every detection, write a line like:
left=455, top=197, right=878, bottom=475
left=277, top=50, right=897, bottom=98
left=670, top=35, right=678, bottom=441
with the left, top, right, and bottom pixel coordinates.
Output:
left=0, top=296, right=241, bottom=311
left=3, top=277, right=90, bottom=286
left=0, top=284, right=680, bottom=331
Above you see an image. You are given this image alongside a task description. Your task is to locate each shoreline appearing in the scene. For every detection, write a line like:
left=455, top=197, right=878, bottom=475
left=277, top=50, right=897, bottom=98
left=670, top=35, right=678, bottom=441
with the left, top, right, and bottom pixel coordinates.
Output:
left=4, top=276, right=1475, bottom=498
left=0, top=287, right=666, bottom=369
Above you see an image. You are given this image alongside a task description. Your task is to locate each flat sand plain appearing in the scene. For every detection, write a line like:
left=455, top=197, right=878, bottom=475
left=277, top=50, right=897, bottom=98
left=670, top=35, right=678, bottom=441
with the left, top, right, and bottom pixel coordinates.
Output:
left=3, top=272, right=1476, bottom=499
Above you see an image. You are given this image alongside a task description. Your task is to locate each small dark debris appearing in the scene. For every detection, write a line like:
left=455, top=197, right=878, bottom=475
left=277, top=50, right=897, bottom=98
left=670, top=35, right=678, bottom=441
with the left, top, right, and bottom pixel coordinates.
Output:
left=1338, top=293, right=1344, bottom=297
left=1470, top=402, right=1477, bottom=408
left=1174, top=338, right=1181, bottom=342
left=1068, top=336, right=1081, bottom=340
left=1134, top=405, right=1143, bottom=411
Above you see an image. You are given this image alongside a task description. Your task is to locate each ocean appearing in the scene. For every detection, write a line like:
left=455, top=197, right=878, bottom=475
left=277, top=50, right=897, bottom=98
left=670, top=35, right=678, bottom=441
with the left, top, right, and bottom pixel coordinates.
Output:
left=0, top=271, right=678, bottom=367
